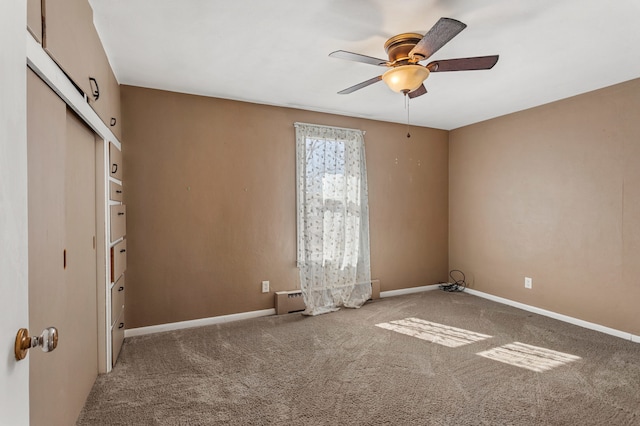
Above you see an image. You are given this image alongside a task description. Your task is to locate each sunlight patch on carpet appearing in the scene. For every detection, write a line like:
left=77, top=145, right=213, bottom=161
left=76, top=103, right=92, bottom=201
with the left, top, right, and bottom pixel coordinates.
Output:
left=375, top=318, right=492, bottom=348
left=476, top=342, right=581, bottom=372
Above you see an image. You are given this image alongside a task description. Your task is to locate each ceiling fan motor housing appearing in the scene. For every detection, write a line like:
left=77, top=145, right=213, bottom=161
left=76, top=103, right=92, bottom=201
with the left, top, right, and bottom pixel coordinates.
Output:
left=384, top=33, right=424, bottom=63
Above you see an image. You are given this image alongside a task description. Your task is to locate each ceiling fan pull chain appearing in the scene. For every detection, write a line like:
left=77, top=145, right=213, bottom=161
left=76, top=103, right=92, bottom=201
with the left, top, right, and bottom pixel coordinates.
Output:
left=405, top=93, right=411, bottom=138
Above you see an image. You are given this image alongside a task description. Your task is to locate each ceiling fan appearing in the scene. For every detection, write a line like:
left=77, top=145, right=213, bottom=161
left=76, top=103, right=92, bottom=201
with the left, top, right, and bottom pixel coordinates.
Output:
left=329, top=17, right=499, bottom=98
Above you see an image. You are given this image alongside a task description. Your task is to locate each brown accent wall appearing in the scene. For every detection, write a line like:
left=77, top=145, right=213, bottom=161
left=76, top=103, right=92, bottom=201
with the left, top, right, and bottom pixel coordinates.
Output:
left=121, top=86, right=449, bottom=328
left=450, top=78, right=640, bottom=336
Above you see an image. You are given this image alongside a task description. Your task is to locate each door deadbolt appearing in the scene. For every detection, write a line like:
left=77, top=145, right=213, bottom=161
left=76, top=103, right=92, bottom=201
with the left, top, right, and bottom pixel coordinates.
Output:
left=14, top=327, right=58, bottom=361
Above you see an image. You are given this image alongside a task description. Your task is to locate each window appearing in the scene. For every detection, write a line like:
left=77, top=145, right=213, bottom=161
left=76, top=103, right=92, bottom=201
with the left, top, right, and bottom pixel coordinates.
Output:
left=294, top=123, right=371, bottom=315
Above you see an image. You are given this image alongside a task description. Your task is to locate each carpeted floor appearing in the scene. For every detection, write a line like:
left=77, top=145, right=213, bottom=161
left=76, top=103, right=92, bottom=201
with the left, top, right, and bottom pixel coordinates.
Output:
left=77, top=291, right=640, bottom=425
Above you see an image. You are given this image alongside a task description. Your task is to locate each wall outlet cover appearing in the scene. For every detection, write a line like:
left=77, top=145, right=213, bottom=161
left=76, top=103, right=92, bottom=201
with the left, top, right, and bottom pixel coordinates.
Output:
left=261, top=280, right=269, bottom=293
left=525, top=277, right=532, bottom=289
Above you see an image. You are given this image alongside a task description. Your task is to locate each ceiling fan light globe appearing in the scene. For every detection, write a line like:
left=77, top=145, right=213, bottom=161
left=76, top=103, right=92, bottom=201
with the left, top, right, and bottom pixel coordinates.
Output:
left=382, top=65, right=430, bottom=93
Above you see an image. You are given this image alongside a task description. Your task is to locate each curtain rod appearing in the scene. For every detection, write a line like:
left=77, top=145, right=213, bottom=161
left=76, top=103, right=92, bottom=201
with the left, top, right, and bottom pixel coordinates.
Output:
left=294, top=122, right=366, bottom=135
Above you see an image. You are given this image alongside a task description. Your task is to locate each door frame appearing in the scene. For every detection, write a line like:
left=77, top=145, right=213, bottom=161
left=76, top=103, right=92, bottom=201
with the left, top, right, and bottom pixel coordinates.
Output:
left=1, top=3, right=29, bottom=424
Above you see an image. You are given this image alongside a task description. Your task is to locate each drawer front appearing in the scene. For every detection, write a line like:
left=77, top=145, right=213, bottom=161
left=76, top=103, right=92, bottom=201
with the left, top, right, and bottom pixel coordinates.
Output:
left=109, top=181, right=123, bottom=202
left=111, top=275, right=125, bottom=326
left=109, top=142, right=123, bottom=180
left=111, top=311, right=125, bottom=366
left=106, top=67, right=122, bottom=141
left=92, top=63, right=122, bottom=140
left=110, top=204, right=126, bottom=242
left=111, top=239, right=127, bottom=282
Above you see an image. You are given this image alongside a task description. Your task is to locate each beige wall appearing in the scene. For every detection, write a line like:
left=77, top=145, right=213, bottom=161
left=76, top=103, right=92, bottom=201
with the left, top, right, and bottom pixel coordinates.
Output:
left=450, top=78, right=640, bottom=336
left=121, top=86, right=449, bottom=328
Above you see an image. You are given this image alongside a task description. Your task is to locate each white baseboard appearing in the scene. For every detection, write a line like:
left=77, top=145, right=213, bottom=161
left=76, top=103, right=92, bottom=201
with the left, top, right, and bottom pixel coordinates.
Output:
left=380, top=284, right=440, bottom=298
left=124, top=287, right=640, bottom=344
left=125, top=308, right=276, bottom=338
left=125, top=284, right=441, bottom=337
left=465, top=288, right=639, bottom=344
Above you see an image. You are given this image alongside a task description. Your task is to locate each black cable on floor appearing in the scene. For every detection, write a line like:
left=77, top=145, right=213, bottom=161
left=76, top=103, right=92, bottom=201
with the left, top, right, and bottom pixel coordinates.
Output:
left=438, top=269, right=467, bottom=292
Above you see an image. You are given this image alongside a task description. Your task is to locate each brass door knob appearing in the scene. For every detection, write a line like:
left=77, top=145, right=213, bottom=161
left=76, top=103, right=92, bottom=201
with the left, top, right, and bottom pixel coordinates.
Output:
left=14, top=327, right=58, bottom=361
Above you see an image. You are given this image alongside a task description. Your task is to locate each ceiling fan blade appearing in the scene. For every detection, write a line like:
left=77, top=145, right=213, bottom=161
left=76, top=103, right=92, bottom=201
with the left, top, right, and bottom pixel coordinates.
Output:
left=408, top=84, right=427, bottom=99
left=409, top=17, right=467, bottom=61
left=337, top=75, right=383, bottom=94
left=329, top=50, right=388, bottom=67
left=427, top=55, right=499, bottom=72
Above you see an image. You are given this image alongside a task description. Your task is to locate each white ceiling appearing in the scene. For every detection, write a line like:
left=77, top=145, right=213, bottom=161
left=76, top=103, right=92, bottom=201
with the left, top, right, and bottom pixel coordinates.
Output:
left=90, top=0, right=640, bottom=130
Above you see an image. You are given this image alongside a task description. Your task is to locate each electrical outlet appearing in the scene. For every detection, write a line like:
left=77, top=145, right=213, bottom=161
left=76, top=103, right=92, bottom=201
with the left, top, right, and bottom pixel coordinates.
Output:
left=261, top=280, right=269, bottom=293
left=524, top=277, right=532, bottom=289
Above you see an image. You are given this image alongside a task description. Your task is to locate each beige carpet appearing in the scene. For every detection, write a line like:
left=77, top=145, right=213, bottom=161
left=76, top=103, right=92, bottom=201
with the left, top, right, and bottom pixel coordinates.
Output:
left=77, top=291, right=640, bottom=425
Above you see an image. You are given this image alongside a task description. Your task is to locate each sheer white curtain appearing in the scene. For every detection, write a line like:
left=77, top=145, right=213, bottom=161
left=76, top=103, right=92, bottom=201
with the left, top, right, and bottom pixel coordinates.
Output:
left=295, top=123, right=372, bottom=315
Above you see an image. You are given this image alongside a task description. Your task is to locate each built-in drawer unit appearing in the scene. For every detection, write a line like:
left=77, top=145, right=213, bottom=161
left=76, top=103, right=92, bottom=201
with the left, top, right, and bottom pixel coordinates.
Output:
left=111, top=311, right=125, bottom=366
left=111, top=275, right=125, bottom=326
left=109, top=140, right=125, bottom=367
left=109, top=142, right=123, bottom=180
left=111, top=239, right=127, bottom=282
left=110, top=205, right=126, bottom=242
left=109, top=181, right=123, bottom=202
